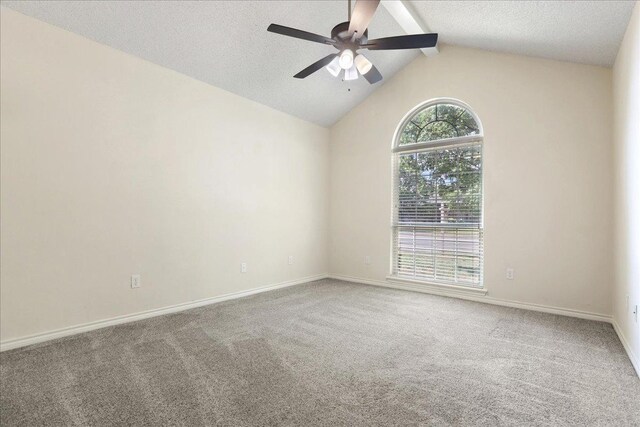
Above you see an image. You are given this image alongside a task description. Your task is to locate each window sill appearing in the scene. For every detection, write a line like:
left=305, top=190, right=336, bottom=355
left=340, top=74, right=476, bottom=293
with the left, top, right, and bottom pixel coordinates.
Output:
left=385, top=276, right=488, bottom=296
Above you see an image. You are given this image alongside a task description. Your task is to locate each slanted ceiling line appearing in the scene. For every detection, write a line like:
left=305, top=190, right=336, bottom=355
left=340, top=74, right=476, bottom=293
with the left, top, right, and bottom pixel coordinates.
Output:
left=381, top=0, right=438, bottom=56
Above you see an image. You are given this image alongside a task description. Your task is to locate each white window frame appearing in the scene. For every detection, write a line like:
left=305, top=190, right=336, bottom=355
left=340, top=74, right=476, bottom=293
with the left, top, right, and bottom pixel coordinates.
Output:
left=388, top=98, right=485, bottom=293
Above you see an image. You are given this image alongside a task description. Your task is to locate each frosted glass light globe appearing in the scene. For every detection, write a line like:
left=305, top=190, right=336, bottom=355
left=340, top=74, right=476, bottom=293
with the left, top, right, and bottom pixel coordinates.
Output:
left=339, top=50, right=354, bottom=70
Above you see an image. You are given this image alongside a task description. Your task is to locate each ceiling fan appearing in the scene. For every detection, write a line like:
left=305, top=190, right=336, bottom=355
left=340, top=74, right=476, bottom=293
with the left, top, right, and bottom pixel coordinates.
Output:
left=267, top=0, right=438, bottom=84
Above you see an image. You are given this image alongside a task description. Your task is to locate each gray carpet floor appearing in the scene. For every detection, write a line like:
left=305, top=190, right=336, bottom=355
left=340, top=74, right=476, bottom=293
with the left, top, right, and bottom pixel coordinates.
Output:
left=1, top=279, right=639, bottom=426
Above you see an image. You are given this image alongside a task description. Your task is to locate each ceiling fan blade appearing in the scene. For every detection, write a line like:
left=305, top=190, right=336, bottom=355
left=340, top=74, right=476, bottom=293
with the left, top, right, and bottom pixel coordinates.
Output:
left=267, top=24, right=336, bottom=45
left=363, top=64, right=383, bottom=84
left=348, top=0, right=380, bottom=38
left=364, top=33, right=438, bottom=50
left=294, top=54, right=339, bottom=79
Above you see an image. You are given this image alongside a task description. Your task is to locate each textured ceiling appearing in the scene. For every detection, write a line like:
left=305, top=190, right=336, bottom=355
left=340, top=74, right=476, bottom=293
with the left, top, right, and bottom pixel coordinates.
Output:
left=1, top=1, right=418, bottom=127
left=1, top=1, right=635, bottom=127
left=411, top=1, right=635, bottom=67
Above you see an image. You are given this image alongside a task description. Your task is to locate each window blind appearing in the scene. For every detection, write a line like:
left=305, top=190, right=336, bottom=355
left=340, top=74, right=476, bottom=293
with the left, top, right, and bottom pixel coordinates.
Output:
left=392, top=142, right=483, bottom=287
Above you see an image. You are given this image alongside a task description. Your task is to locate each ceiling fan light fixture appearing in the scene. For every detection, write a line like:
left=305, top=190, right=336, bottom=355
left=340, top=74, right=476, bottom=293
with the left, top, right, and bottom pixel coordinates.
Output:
left=344, top=65, right=358, bottom=81
left=325, top=56, right=341, bottom=77
left=354, top=54, right=373, bottom=75
left=338, top=49, right=354, bottom=69
left=267, top=0, right=439, bottom=85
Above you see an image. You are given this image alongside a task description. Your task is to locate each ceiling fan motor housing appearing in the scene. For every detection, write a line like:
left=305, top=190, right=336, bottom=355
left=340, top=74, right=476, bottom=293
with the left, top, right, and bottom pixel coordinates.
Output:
left=331, top=22, right=368, bottom=48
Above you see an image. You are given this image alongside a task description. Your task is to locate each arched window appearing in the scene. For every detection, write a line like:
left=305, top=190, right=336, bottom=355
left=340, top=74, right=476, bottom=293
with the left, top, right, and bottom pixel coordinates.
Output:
left=391, top=99, right=483, bottom=288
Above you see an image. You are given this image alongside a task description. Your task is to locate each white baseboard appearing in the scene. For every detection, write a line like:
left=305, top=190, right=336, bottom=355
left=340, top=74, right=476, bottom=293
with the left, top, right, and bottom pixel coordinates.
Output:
left=0, top=273, right=329, bottom=352
left=1, top=273, right=623, bottom=362
left=612, top=319, right=640, bottom=378
left=330, top=274, right=612, bottom=323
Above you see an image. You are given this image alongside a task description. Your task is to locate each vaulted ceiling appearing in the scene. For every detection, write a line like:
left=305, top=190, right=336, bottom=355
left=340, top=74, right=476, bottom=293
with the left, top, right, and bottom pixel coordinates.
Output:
left=2, top=1, right=635, bottom=127
left=411, top=1, right=635, bottom=67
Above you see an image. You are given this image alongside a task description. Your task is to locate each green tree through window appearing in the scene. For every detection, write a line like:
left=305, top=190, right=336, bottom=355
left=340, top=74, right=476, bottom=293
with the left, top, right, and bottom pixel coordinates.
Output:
left=399, top=103, right=480, bottom=145
left=393, top=101, right=483, bottom=286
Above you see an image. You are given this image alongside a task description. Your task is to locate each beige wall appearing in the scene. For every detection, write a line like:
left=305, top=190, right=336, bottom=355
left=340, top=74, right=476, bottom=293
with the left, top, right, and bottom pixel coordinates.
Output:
left=330, top=45, right=613, bottom=316
left=0, top=8, right=330, bottom=342
left=0, top=6, right=625, bottom=346
left=613, top=2, right=640, bottom=371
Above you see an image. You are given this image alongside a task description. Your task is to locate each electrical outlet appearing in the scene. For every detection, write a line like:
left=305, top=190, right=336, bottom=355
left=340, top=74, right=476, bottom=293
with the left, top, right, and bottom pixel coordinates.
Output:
left=506, top=268, right=514, bottom=280
left=241, top=263, right=247, bottom=273
left=364, top=256, right=371, bottom=265
left=131, top=274, right=141, bottom=289
left=288, top=255, right=294, bottom=265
